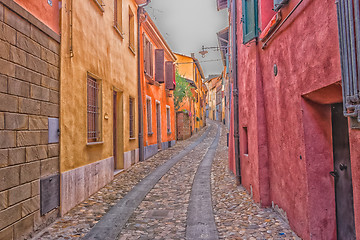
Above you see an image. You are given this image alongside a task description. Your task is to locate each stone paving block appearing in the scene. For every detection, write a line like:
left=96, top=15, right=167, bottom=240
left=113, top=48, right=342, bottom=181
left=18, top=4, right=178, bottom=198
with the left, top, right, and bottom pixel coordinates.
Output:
left=0, top=58, right=15, bottom=77
left=0, top=165, right=20, bottom=191
left=29, top=116, right=48, bottom=130
left=30, top=84, right=50, bottom=101
left=31, top=26, right=49, bottom=49
left=0, top=225, right=13, bottom=240
left=13, top=212, right=34, bottom=240
left=8, top=77, right=30, bottom=98
left=8, top=147, right=26, bottom=165
left=0, top=74, right=7, bottom=94
left=0, top=21, right=16, bottom=45
left=9, top=45, right=27, bottom=66
left=0, top=202, right=21, bottom=229
left=41, top=102, right=59, bottom=117
left=48, top=144, right=59, bottom=158
left=4, top=7, right=31, bottom=36
left=15, top=65, right=41, bottom=85
left=41, top=157, right=59, bottom=177
left=26, top=145, right=47, bottom=162
left=16, top=32, right=41, bottom=57
left=5, top=112, right=29, bottom=130
left=21, top=195, right=40, bottom=217
left=0, top=190, right=8, bottom=211
left=20, top=161, right=40, bottom=184
left=0, top=92, right=18, bottom=112
left=41, top=76, right=59, bottom=91
left=0, top=131, right=16, bottom=149
left=26, top=54, right=47, bottom=75
left=31, top=180, right=39, bottom=197
left=0, top=39, right=10, bottom=60
left=17, top=131, right=41, bottom=147
left=8, top=183, right=31, bottom=206
left=19, top=97, right=40, bottom=115
left=0, top=149, right=8, bottom=167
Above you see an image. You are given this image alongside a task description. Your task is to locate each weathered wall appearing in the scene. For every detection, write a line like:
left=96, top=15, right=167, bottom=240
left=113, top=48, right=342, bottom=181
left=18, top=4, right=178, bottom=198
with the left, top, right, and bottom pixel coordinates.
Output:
left=176, top=111, right=191, bottom=140
left=60, top=0, right=139, bottom=214
left=0, top=0, right=60, bottom=239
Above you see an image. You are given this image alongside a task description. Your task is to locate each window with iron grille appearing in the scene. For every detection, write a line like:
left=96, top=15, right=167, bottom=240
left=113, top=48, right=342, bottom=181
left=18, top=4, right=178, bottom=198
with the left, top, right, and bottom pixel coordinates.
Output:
left=129, top=97, right=135, bottom=138
left=166, top=106, right=171, bottom=133
left=114, top=0, right=123, bottom=34
left=143, top=35, right=153, bottom=77
left=146, top=97, right=152, bottom=134
left=129, top=8, right=135, bottom=52
left=87, top=75, right=101, bottom=143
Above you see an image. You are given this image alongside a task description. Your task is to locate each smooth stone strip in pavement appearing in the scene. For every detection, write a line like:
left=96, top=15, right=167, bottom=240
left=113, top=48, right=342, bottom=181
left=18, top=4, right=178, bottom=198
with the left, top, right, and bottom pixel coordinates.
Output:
left=186, top=122, right=220, bottom=240
left=83, top=125, right=213, bottom=240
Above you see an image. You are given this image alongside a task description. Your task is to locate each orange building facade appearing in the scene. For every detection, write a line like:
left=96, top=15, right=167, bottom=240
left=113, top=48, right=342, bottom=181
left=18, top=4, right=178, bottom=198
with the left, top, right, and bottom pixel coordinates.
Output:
left=139, top=11, right=176, bottom=160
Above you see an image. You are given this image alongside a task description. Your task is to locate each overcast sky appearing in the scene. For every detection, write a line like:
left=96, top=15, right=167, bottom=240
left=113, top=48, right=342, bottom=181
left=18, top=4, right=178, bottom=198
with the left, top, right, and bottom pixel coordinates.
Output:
left=145, top=0, right=228, bottom=78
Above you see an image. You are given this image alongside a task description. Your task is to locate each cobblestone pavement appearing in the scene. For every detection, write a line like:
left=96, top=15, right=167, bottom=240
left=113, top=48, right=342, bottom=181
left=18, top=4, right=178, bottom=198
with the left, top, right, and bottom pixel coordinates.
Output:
left=33, top=120, right=299, bottom=240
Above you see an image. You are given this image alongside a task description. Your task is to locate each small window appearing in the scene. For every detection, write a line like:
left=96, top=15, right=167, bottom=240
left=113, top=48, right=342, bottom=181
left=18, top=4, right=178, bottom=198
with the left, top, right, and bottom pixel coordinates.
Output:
left=243, top=127, right=248, bottom=155
left=143, top=35, right=153, bottom=77
left=146, top=97, right=152, bottom=134
left=87, top=75, right=102, bottom=143
left=129, top=8, right=135, bottom=52
left=114, top=0, right=123, bottom=33
left=129, top=97, right=135, bottom=139
left=242, top=0, right=258, bottom=44
left=166, top=106, right=171, bottom=133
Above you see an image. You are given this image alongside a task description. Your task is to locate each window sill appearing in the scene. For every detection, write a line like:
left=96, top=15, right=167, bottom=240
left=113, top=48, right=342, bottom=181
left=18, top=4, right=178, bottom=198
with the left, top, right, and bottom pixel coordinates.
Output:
left=87, top=141, right=104, bottom=146
left=167, top=131, right=172, bottom=135
left=92, top=0, right=105, bottom=12
left=128, top=45, right=136, bottom=55
left=113, top=26, right=124, bottom=39
left=129, top=137, right=136, bottom=141
left=244, top=154, right=249, bottom=157
left=148, top=132, right=154, bottom=136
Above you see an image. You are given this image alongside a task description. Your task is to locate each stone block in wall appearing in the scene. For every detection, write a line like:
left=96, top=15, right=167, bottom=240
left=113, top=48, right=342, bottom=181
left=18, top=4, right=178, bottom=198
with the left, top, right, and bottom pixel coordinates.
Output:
left=21, top=195, right=39, bottom=217
left=0, top=93, right=18, bottom=112
left=9, top=45, right=26, bottom=66
left=0, top=22, right=16, bottom=45
left=13, top=212, right=34, bottom=240
left=41, top=47, right=57, bottom=66
left=0, top=3, right=3, bottom=21
left=0, top=190, right=8, bottom=210
left=26, top=54, right=47, bottom=75
left=0, top=39, right=10, bottom=60
left=0, top=226, right=13, bottom=240
left=48, top=38, right=59, bottom=55
left=19, top=97, right=40, bottom=115
left=8, top=183, right=31, bottom=206
left=47, top=64, right=59, bottom=79
left=49, top=90, right=59, bottom=104
left=0, top=58, right=15, bottom=77
left=20, top=161, right=40, bottom=184
left=0, top=149, right=8, bottom=167
left=0, top=202, right=21, bottom=229
left=17, top=131, right=41, bottom=147
left=41, top=76, right=58, bottom=91
left=40, top=157, right=58, bottom=177
left=0, top=166, right=19, bottom=191
left=40, top=131, right=48, bottom=145
left=26, top=145, right=47, bottom=162
left=29, top=116, right=48, bottom=130
left=0, top=74, right=7, bottom=93
left=8, top=148, right=25, bottom=165
left=31, top=180, right=39, bottom=197
left=48, top=144, right=59, bottom=158
left=5, top=113, right=29, bottom=130
left=41, top=102, right=59, bottom=117
left=16, top=33, right=41, bottom=58
left=15, top=65, right=41, bottom=85
left=0, top=113, right=3, bottom=129
left=30, top=84, right=50, bottom=101
left=3, top=7, right=30, bottom=36
left=8, top=78, right=30, bottom=98
left=30, top=26, right=49, bottom=49
left=0, top=131, right=16, bottom=148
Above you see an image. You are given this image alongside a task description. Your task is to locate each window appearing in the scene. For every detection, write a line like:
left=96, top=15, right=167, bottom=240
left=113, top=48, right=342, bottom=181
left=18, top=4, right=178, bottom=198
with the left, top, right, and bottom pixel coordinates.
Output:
left=129, top=97, right=135, bottom=139
left=87, top=75, right=102, bottom=143
left=114, top=0, right=123, bottom=34
left=242, top=0, right=258, bottom=44
left=243, top=127, right=248, bottom=155
left=146, top=97, right=152, bottom=134
left=166, top=106, right=171, bottom=133
left=165, top=61, right=175, bottom=90
left=129, top=8, right=135, bottom=52
left=143, top=35, right=153, bottom=77
left=155, top=49, right=165, bottom=83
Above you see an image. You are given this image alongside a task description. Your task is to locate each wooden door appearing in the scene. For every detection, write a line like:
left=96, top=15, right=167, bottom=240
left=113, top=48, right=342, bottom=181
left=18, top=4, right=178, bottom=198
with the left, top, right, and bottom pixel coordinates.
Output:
left=331, top=103, right=356, bottom=240
left=113, top=91, right=117, bottom=169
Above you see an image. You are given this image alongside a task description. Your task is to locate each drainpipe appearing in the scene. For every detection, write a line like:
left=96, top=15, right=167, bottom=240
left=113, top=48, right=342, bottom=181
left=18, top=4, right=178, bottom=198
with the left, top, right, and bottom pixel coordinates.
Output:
left=231, top=0, right=241, bottom=185
left=137, top=0, right=151, bottom=162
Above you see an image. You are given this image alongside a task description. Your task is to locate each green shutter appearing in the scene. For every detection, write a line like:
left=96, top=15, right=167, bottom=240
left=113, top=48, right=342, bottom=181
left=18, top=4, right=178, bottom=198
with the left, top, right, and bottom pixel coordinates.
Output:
left=242, top=0, right=258, bottom=44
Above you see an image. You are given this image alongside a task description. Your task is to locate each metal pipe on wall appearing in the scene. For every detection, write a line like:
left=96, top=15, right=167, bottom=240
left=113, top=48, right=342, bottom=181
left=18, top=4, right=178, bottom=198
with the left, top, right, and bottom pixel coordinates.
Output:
left=347, top=0, right=358, bottom=102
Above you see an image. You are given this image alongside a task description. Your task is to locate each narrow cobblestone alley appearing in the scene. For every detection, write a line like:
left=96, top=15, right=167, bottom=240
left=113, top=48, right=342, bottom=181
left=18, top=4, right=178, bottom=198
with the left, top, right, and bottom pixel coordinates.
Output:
left=32, top=120, right=298, bottom=240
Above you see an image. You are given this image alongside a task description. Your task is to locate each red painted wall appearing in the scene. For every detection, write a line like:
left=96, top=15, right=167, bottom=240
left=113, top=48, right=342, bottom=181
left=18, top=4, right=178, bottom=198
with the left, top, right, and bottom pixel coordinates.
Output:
left=14, top=0, right=60, bottom=33
left=228, top=0, right=360, bottom=238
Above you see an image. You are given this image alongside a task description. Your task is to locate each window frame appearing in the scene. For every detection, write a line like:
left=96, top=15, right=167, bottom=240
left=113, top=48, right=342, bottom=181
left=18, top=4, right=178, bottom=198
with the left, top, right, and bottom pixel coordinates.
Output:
left=87, top=74, right=102, bottom=144
left=146, top=96, right=153, bottom=135
left=114, top=0, right=124, bottom=37
left=128, top=7, right=135, bottom=54
left=166, top=105, right=171, bottom=134
left=143, top=34, right=154, bottom=78
left=129, top=96, right=135, bottom=139
left=242, top=0, right=259, bottom=44
left=92, top=0, right=105, bottom=12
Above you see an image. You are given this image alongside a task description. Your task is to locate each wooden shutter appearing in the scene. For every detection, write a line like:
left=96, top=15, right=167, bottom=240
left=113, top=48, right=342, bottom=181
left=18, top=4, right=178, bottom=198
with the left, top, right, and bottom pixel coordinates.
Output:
left=165, top=61, right=174, bottom=90
left=155, top=49, right=165, bottom=83
left=242, top=0, right=258, bottom=44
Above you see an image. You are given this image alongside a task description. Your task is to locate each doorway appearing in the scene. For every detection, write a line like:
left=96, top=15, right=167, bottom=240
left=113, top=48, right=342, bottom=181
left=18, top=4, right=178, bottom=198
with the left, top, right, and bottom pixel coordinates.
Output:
left=331, top=103, right=356, bottom=240
left=113, top=90, right=124, bottom=170
left=156, top=101, right=161, bottom=149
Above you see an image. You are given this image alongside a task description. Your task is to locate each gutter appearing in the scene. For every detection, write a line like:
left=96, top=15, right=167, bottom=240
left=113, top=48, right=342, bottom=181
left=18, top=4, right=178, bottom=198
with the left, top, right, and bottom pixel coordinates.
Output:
left=137, top=0, right=151, bottom=162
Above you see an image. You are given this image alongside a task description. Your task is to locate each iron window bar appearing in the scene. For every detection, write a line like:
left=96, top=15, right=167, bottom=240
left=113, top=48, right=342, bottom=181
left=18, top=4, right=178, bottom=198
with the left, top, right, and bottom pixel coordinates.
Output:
left=87, top=76, right=101, bottom=142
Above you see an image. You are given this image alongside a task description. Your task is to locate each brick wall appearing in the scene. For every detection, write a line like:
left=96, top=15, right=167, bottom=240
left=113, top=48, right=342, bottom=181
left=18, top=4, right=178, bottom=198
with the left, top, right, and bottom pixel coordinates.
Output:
left=176, top=112, right=191, bottom=140
left=0, top=1, right=60, bottom=239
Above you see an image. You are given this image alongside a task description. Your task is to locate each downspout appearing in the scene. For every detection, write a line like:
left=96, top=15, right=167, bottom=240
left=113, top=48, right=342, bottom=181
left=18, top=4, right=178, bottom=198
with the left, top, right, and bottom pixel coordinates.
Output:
left=232, top=0, right=241, bottom=185
left=137, top=0, right=151, bottom=162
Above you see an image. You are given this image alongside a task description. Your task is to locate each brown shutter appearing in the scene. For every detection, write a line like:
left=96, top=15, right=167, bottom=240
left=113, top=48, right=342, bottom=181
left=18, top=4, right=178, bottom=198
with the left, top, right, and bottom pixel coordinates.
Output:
left=155, top=49, right=165, bottom=83
left=165, top=61, right=173, bottom=90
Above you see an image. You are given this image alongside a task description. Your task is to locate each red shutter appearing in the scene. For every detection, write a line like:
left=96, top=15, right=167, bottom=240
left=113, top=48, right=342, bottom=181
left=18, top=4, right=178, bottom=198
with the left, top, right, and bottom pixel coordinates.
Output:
left=165, top=61, right=173, bottom=90
left=155, top=49, right=165, bottom=83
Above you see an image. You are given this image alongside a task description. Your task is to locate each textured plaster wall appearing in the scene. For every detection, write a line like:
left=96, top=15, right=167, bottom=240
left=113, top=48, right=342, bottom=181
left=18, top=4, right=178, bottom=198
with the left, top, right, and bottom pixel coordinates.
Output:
left=60, top=0, right=139, bottom=172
